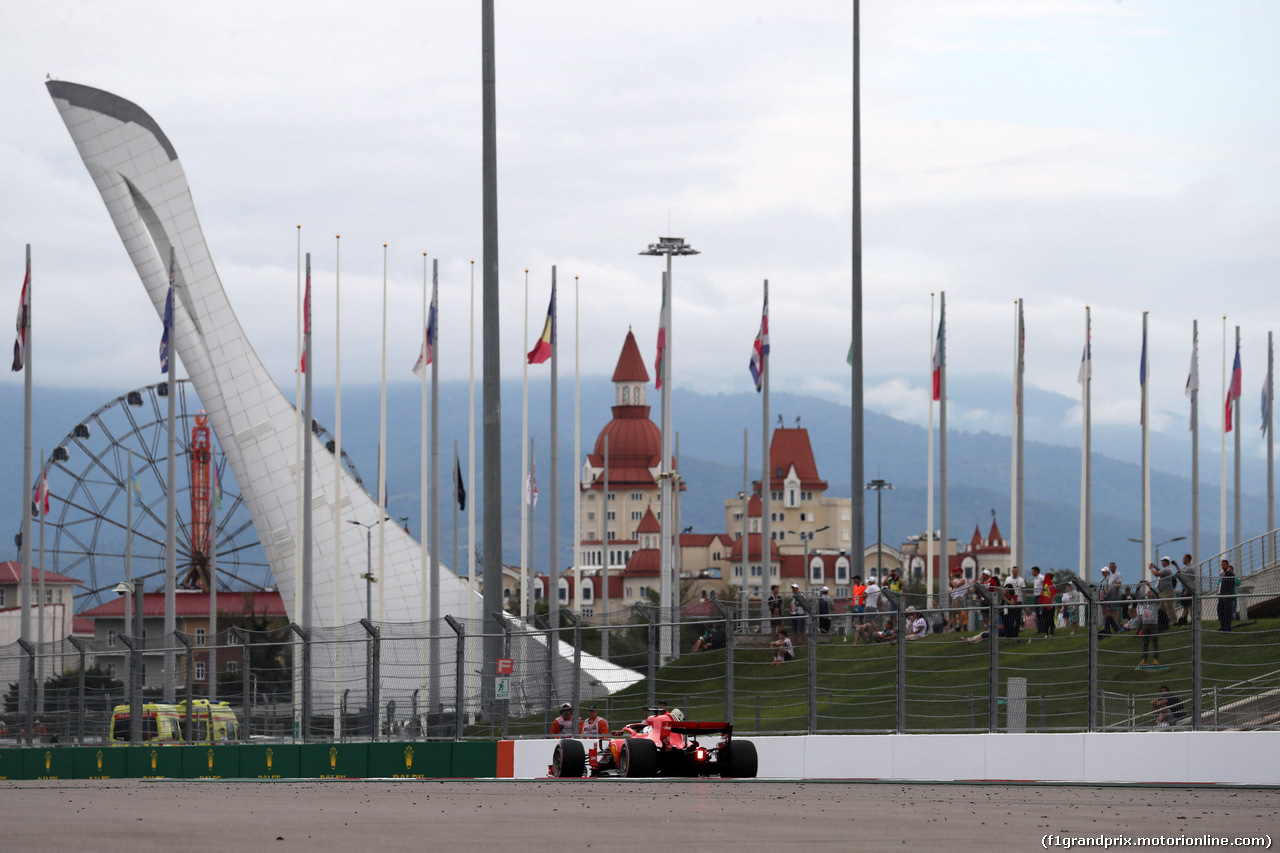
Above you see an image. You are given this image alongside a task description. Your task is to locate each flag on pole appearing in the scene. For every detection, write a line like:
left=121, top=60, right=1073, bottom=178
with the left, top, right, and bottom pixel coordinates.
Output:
left=299, top=266, right=311, bottom=373
left=454, top=451, right=466, bottom=511
left=1078, top=325, right=1092, bottom=386
left=1261, top=357, right=1272, bottom=434
left=160, top=276, right=174, bottom=373
left=1139, top=323, right=1148, bottom=425
left=1186, top=330, right=1199, bottom=431
left=413, top=287, right=438, bottom=376
left=34, top=471, right=50, bottom=517
left=931, top=314, right=944, bottom=402
left=214, top=456, right=224, bottom=511
left=526, top=284, right=554, bottom=365
left=11, top=266, right=29, bottom=372
left=846, top=341, right=854, bottom=366
left=654, top=286, right=668, bottom=389
left=1226, top=343, right=1242, bottom=432
left=130, top=457, right=142, bottom=507
left=526, top=457, right=538, bottom=507
left=748, top=292, right=769, bottom=392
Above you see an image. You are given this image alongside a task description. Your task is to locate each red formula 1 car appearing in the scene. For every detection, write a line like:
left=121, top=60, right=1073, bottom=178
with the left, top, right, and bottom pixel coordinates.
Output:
left=549, top=708, right=757, bottom=778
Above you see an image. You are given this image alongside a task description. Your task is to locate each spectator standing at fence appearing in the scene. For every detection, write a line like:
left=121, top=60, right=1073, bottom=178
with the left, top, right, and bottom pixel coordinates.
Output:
left=1100, top=565, right=1118, bottom=633
left=864, top=575, right=882, bottom=630
left=1177, top=554, right=1195, bottom=626
left=947, top=568, right=966, bottom=632
left=1151, top=685, right=1185, bottom=728
left=850, top=576, right=867, bottom=626
left=550, top=703, right=577, bottom=736
left=767, top=584, right=783, bottom=637
left=817, top=586, right=833, bottom=634
left=1037, top=572, right=1058, bottom=635
left=1001, top=582, right=1022, bottom=639
left=1059, top=584, right=1079, bottom=635
left=1153, top=557, right=1178, bottom=622
left=1005, top=566, right=1026, bottom=603
left=580, top=705, right=609, bottom=736
left=789, top=583, right=807, bottom=639
left=771, top=628, right=794, bottom=664
left=1137, top=585, right=1162, bottom=666
left=1217, top=560, right=1237, bottom=632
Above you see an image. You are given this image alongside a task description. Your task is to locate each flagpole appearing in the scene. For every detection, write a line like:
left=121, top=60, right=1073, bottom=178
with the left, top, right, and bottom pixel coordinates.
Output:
left=208, top=452, right=218, bottom=703
left=760, top=278, right=770, bottom=617
left=468, top=260, right=477, bottom=622
left=17, top=242, right=31, bottom=727
left=549, top=267, right=560, bottom=666
left=1234, top=325, right=1242, bottom=552
left=1221, top=316, right=1228, bottom=555
left=164, top=246, right=177, bottom=704
left=1190, top=319, right=1199, bottom=567
left=573, top=275, right=581, bottom=630
left=939, top=291, right=948, bottom=588
left=926, top=293, right=935, bottom=604
left=1267, top=331, right=1275, bottom=541
left=521, top=269, right=529, bottom=620
left=125, top=447, right=134, bottom=668
left=293, top=225, right=303, bottom=737
left=420, top=254, right=428, bottom=631
left=1142, top=311, right=1151, bottom=574
left=331, top=234, right=343, bottom=736
left=1081, top=306, right=1092, bottom=582
left=18, top=244, right=32, bottom=727
left=301, top=252, right=314, bottom=738
left=1011, top=299, right=1025, bottom=573
left=378, top=244, right=388, bottom=626
left=601, top=436, right=610, bottom=659
left=528, top=436, right=537, bottom=619
left=429, top=258, right=441, bottom=711
left=37, top=449, right=46, bottom=713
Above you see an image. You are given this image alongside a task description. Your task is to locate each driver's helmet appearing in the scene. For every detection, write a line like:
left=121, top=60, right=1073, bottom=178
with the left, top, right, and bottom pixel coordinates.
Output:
left=669, top=708, right=685, bottom=722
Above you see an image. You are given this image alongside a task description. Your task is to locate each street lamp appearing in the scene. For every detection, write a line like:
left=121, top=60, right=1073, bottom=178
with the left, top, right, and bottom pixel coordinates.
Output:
left=114, top=579, right=145, bottom=744
left=641, top=236, right=698, bottom=662
left=349, top=518, right=390, bottom=621
left=803, top=525, right=831, bottom=588
left=1127, top=535, right=1186, bottom=573
left=865, top=479, right=896, bottom=579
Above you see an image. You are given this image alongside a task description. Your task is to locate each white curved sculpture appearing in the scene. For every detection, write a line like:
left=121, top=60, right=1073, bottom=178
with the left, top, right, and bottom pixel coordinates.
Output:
left=46, top=80, right=464, bottom=628
left=47, top=81, right=643, bottom=705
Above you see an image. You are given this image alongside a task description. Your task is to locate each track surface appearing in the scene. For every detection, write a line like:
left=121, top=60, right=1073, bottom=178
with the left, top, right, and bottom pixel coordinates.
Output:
left=2, top=779, right=1274, bottom=852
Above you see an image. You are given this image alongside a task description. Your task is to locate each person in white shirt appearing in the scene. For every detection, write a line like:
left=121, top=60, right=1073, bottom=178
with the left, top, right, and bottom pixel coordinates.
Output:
left=863, top=577, right=882, bottom=630
left=905, top=607, right=928, bottom=640
left=1006, top=566, right=1027, bottom=603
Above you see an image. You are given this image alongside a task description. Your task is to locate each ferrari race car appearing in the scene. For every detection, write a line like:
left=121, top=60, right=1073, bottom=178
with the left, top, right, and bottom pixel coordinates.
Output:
left=549, top=708, right=757, bottom=778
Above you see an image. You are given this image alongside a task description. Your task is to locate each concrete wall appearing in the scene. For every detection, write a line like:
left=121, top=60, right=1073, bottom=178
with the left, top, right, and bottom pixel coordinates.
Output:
left=510, top=732, right=1280, bottom=785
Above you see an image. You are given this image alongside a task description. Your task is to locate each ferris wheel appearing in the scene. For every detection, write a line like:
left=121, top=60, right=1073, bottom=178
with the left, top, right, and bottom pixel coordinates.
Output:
left=28, top=380, right=363, bottom=612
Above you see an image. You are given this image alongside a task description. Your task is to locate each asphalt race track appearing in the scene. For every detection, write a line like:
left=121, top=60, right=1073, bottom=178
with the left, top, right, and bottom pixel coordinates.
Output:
left=2, top=779, right=1274, bottom=852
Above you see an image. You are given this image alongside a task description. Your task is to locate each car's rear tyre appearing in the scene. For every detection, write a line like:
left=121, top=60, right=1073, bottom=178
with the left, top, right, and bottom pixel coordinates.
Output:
left=620, top=738, right=658, bottom=778
left=719, top=739, right=758, bottom=778
left=552, top=739, right=586, bottom=778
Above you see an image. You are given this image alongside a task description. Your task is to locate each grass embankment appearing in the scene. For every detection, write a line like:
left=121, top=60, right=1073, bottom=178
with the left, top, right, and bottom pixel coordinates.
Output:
left=502, top=618, right=1280, bottom=736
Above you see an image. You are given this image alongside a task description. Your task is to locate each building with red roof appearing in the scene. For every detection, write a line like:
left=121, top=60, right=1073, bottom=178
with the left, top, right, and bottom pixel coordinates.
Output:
left=0, top=560, right=82, bottom=646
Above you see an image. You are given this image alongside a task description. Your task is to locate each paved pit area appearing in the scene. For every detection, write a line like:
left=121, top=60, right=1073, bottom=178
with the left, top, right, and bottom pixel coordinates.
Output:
left=1, top=779, right=1274, bottom=852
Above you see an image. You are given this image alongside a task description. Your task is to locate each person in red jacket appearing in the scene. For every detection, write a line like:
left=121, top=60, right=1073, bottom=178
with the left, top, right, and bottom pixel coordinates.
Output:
left=1038, top=573, right=1058, bottom=635
left=550, top=703, right=576, bottom=736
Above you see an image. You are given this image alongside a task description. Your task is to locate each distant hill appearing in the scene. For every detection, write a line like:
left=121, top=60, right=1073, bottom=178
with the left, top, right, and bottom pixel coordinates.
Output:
left=0, top=376, right=1268, bottom=586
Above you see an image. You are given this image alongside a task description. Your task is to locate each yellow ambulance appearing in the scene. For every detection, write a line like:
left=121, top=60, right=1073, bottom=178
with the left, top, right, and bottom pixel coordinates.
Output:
left=174, top=699, right=241, bottom=743
left=109, top=703, right=185, bottom=742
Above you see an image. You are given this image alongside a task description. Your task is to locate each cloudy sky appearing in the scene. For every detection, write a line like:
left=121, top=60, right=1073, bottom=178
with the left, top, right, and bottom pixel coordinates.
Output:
left=3, top=1, right=1278, bottom=454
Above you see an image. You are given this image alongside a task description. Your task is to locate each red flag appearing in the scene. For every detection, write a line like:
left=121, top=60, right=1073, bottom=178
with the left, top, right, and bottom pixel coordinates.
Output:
left=526, top=284, right=555, bottom=365
left=12, top=265, right=29, bottom=372
left=1226, top=344, right=1242, bottom=432
left=34, top=471, right=50, bottom=516
left=299, top=267, right=311, bottom=373
left=931, top=314, right=944, bottom=402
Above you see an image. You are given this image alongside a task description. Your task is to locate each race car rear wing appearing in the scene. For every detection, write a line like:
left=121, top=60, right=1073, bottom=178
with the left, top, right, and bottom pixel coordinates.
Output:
left=668, top=721, right=733, bottom=736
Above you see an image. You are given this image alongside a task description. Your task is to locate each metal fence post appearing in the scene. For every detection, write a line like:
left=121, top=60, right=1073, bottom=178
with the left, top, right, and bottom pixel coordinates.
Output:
left=174, top=633, right=194, bottom=743
left=286, top=623, right=312, bottom=743
left=560, top=608, right=581, bottom=719
left=357, top=620, right=379, bottom=741
left=792, top=592, right=817, bottom=733
left=492, top=612, right=512, bottom=738
left=443, top=615, right=465, bottom=741
left=1070, top=578, right=1098, bottom=731
left=16, top=638, right=35, bottom=745
left=67, top=636, right=87, bottom=746
left=228, top=627, right=251, bottom=739
left=1180, top=570, right=1202, bottom=730
left=712, top=599, right=735, bottom=724
left=882, top=589, right=906, bottom=734
left=631, top=604, right=656, bottom=709
left=971, top=583, right=999, bottom=732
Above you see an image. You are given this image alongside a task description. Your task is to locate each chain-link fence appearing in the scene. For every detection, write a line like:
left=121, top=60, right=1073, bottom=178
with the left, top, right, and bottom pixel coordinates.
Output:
left=3, top=584, right=1279, bottom=745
